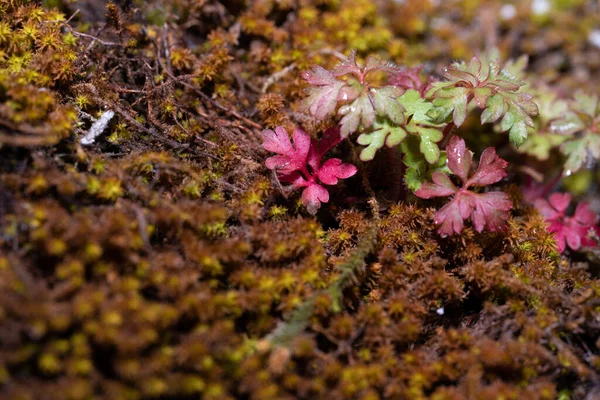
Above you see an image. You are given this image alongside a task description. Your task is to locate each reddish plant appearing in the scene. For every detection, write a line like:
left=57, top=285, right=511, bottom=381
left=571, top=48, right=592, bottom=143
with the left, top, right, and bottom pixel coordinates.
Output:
left=415, top=136, right=512, bottom=236
left=388, top=65, right=435, bottom=97
left=262, top=126, right=357, bottom=214
left=301, top=50, right=404, bottom=137
left=534, top=193, right=599, bottom=253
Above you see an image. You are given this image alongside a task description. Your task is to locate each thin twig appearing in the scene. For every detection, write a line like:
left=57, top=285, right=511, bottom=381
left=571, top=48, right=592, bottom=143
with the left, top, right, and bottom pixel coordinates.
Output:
left=261, top=63, right=296, bottom=93
left=66, top=9, right=80, bottom=24
left=63, top=24, right=120, bottom=46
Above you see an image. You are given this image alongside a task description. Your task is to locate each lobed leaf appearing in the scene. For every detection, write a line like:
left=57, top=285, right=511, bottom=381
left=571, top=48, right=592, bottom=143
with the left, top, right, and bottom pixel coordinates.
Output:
left=357, top=117, right=407, bottom=161
left=561, top=135, right=600, bottom=175
left=338, top=93, right=375, bottom=137
left=414, top=136, right=511, bottom=236
left=301, top=66, right=347, bottom=120
left=414, top=172, right=457, bottom=198
left=263, top=126, right=311, bottom=174
left=427, top=56, right=538, bottom=144
left=400, top=90, right=445, bottom=163
left=317, top=158, right=358, bottom=185
left=262, top=125, right=357, bottom=215
left=401, top=137, right=449, bottom=191
left=371, top=86, right=405, bottom=125
left=468, top=147, right=509, bottom=186
left=446, top=135, right=472, bottom=184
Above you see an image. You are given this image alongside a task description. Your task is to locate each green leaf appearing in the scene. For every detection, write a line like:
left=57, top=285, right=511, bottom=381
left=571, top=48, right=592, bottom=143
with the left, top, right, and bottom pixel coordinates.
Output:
left=397, top=90, right=445, bottom=164
left=573, top=92, right=599, bottom=117
left=562, top=138, right=587, bottom=175
left=399, top=89, right=432, bottom=120
left=428, top=87, right=469, bottom=126
left=509, top=120, right=528, bottom=147
left=401, top=137, right=449, bottom=191
left=561, top=134, right=600, bottom=175
left=499, top=108, right=516, bottom=132
left=481, top=94, right=505, bottom=124
left=427, top=56, right=538, bottom=141
left=414, top=126, right=443, bottom=163
left=338, top=92, right=375, bottom=137
left=371, top=86, right=405, bottom=125
left=357, top=117, right=407, bottom=161
left=518, top=133, right=567, bottom=160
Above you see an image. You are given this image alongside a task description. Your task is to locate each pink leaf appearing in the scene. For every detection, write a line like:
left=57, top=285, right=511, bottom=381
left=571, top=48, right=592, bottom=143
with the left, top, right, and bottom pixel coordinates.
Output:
left=262, top=126, right=293, bottom=154
left=534, top=192, right=599, bottom=253
left=434, top=197, right=466, bottom=237
left=415, top=137, right=512, bottom=236
left=262, top=125, right=357, bottom=214
left=278, top=171, right=309, bottom=188
left=470, top=191, right=512, bottom=232
left=317, top=158, right=358, bottom=185
left=302, top=183, right=330, bottom=215
left=388, top=66, right=435, bottom=96
left=565, top=227, right=582, bottom=251
left=573, top=202, right=598, bottom=226
left=414, top=172, right=457, bottom=198
left=533, top=198, right=561, bottom=221
left=262, top=127, right=311, bottom=175
left=446, top=136, right=472, bottom=184
left=301, top=67, right=347, bottom=120
left=468, top=147, right=509, bottom=186
left=549, top=192, right=572, bottom=214
left=308, top=126, right=344, bottom=169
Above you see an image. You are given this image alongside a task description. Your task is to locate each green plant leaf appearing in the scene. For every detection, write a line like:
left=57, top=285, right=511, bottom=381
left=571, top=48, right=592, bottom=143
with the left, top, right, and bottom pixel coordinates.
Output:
left=509, top=119, right=528, bottom=147
left=401, top=136, right=449, bottom=191
left=518, top=133, right=567, bottom=160
left=428, top=87, right=469, bottom=126
left=371, top=86, right=404, bottom=125
left=357, top=117, right=407, bottom=161
left=427, top=56, right=538, bottom=142
left=413, top=126, right=443, bottom=163
left=561, top=134, right=600, bottom=175
left=399, top=89, right=433, bottom=120
left=399, top=90, right=445, bottom=164
left=338, top=92, right=375, bottom=137
left=481, top=94, right=505, bottom=124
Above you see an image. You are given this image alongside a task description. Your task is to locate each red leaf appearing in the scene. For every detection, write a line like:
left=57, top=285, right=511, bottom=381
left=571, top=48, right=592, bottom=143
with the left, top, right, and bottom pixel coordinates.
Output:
left=263, top=126, right=311, bottom=174
left=470, top=191, right=512, bottom=232
left=415, top=137, right=512, bottom=236
left=388, top=66, right=435, bottom=96
left=308, top=126, right=344, bottom=169
left=468, top=147, right=509, bottom=186
left=534, top=192, right=599, bottom=253
left=446, top=136, right=472, bottom=184
left=317, top=158, right=358, bottom=185
left=302, top=184, right=330, bottom=215
left=414, top=172, right=457, bottom=198
left=434, top=196, right=467, bottom=237
left=262, top=125, right=357, bottom=215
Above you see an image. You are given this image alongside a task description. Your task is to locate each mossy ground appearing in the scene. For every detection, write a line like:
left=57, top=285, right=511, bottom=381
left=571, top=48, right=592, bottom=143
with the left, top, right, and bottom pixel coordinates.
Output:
left=0, top=1, right=599, bottom=399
